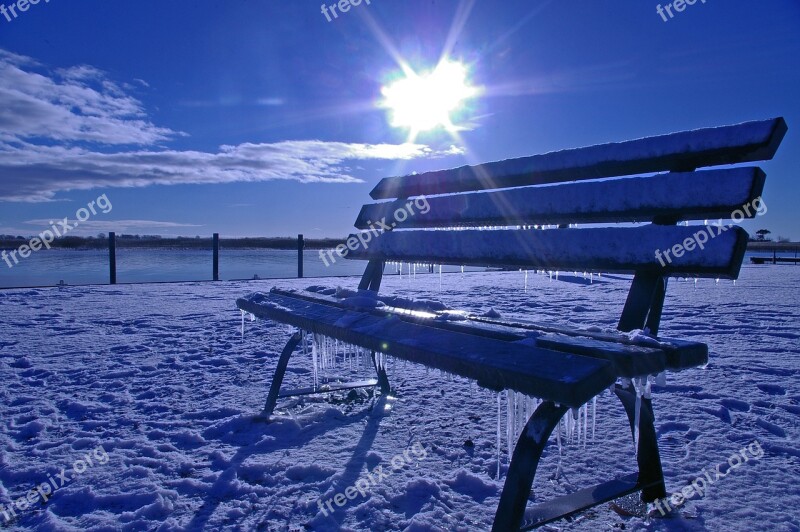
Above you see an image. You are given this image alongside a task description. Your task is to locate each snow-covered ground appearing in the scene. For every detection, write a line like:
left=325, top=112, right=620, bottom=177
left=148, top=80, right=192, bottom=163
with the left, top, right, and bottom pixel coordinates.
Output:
left=1, top=265, right=799, bottom=531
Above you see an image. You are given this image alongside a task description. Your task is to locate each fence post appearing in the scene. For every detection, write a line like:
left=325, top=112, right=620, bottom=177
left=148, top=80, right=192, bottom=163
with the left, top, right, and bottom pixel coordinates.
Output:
left=108, top=232, right=116, bottom=285
left=213, top=233, right=220, bottom=281
left=298, top=234, right=304, bottom=278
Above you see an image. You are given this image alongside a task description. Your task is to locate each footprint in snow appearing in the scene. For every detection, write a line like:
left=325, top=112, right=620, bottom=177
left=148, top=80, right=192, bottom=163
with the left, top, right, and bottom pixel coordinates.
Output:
left=756, top=383, right=786, bottom=396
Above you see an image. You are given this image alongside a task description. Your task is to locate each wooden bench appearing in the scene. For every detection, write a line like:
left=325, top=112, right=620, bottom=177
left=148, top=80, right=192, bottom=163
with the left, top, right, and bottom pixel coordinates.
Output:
left=237, top=117, right=787, bottom=530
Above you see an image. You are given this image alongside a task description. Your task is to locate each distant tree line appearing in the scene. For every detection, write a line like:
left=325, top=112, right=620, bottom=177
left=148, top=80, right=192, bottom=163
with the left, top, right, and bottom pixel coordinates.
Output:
left=0, top=234, right=346, bottom=250
left=748, top=229, right=792, bottom=243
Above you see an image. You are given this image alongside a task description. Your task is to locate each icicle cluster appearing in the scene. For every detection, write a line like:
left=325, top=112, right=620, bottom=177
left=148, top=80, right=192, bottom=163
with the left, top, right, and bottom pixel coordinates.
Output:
left=505, top=391, right=543, bottom=459
left=556, top=401, right=594, bottom=450
left=495, top=390, right=601, bottom=480
left=298, top=331, right=380, bottom=391
left=386, top=261, right=439, bottom=280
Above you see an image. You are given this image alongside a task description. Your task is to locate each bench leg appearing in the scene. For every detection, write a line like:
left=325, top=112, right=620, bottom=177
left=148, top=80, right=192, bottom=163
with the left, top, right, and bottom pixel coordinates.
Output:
left=492, top=401, right=569, bottom=532
left=262, top=331, right=303, bottom=418
left=370, top=351, right=391, bottom=394
left=614, top=383, right=667, bottom=502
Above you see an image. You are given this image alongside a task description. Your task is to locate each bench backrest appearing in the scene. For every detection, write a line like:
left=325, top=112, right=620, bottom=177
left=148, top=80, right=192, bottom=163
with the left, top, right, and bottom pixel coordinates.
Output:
left=343, top=118, right=787, bottom=333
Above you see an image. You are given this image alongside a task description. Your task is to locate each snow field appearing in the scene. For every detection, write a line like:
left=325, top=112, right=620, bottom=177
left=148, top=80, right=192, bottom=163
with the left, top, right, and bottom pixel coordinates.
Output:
left=0, top=264, right=798, bottom=531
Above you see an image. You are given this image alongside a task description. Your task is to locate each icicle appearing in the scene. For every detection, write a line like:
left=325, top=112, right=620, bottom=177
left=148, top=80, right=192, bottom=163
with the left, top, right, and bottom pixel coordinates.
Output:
left=497, top=392, right=502, bottom=479
left=311, top=335, right=319, bottom=391
left=241, top=310, right=245, bottom=339
left=554, top=418, right=563, bottom=480
left=633, top=378, right=643, bottom=455
left=583, top=403, right=588, bottom=449
left=461, top=265, right=464, bottom=276
left=592, top=396, right=597, bottom=441
left=564, top=411, right=570, bottom=445
left=506, top=391, right=514, bottom=461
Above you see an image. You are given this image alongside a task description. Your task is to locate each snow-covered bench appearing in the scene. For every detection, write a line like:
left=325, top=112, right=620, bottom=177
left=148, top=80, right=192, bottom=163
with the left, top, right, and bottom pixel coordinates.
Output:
left=236, top=117, right=787, bottom=530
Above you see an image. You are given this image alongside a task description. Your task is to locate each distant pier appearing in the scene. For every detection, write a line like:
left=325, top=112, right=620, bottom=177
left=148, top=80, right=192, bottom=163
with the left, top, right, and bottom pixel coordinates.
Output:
left=748, top=242, right=800, bottom=265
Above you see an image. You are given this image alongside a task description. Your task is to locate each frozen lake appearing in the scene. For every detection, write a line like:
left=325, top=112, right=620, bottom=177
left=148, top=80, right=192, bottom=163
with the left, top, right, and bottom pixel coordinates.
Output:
left=1, top=247, right=791, bottom=289
left=0, top=248, right=365, bottom=288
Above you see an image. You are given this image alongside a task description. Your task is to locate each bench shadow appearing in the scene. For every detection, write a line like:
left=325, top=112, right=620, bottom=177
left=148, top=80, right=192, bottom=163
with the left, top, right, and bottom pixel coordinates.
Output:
left=317, top=395, right=390, bottom=526
left=592, top=274, right=631, bottom=281
left=551, top=274, right=608, bottom=286
left=183, top=404, right=378, bottom=530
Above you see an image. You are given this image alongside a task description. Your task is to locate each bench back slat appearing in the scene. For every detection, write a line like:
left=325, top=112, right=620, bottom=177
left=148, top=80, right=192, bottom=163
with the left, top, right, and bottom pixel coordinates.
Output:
left=344, top=225, right=749, bottom=278
left=356, top=167, right=765, bottom=229
left=369, top=117, right=787, bottom=200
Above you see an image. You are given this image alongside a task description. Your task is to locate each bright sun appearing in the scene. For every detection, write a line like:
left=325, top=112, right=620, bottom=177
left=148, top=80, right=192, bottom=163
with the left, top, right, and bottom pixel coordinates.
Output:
left=381, top=60, right=478, bottom=134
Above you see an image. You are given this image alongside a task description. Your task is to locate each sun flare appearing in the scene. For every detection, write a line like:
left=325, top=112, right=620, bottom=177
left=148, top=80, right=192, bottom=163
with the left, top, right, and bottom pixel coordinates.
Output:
left=381, top=60, right=478, bottom=134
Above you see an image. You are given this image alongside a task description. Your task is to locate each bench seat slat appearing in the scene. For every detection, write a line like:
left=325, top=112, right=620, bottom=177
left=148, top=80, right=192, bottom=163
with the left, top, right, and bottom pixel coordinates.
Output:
left=237, top=292, right=616, bottom=408
left=357, top=167, right=765, bottom=229
left=370, top=117, right=786, bottom=199
left=273, top=288, right=707, bottom=375
left=467, top=314, right=708, bottom=372
left=345, top=225, right=749, bottom=278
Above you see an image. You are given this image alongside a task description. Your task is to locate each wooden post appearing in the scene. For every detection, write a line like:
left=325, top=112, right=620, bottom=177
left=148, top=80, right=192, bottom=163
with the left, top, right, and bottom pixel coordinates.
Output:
left=213, top=233, right=220, bottom=281
left=108, top=232, right=116, bottom=285
left=298, top=234, right=304, bottom=278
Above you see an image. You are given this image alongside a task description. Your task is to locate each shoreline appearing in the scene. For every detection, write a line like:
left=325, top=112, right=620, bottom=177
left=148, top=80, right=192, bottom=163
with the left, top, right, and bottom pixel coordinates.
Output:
left=0, top=237, right=345, bottom=252
left=2, top=238, right=797, bottom=253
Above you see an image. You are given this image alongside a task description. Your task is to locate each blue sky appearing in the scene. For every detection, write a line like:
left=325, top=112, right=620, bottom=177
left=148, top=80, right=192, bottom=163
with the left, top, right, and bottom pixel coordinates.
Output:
left=1, top=0, right=799, bottom=239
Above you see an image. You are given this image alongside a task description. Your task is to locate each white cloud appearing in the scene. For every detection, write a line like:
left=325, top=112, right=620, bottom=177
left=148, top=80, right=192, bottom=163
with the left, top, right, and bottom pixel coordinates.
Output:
left=1, top=219, right=201, bottom=237
left=256, top=97, right=285, bottom=106
left=0, top=50, right=464, bottom=203
left=0, top=50, right=177, bottom=146
left=0, top=139, right=454, bottom=202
